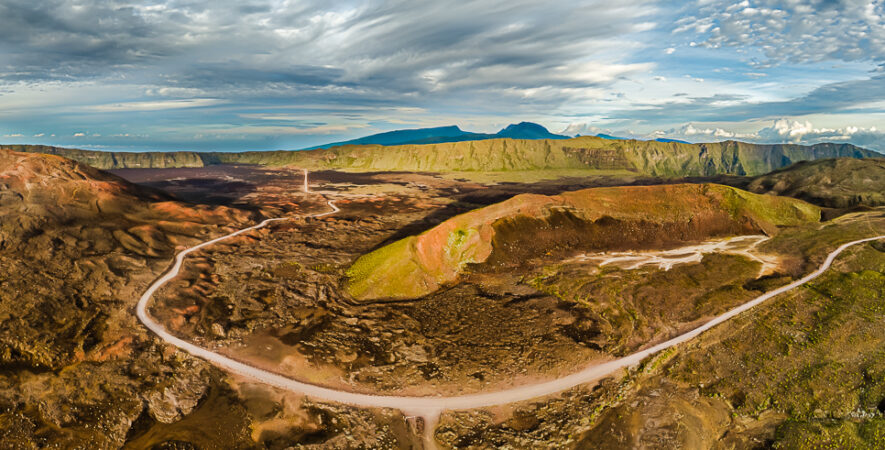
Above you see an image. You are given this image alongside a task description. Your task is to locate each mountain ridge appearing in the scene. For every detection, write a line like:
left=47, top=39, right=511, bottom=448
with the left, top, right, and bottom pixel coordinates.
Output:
left=3, top=136, right=880, bottom=177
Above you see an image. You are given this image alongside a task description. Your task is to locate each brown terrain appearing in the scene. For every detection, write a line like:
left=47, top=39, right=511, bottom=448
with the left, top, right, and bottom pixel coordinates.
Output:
left=136, top=165, right=825, bottom=404
left=0, top=151, right=425, bottom=448
left=2, top=148, right=883, bottom=449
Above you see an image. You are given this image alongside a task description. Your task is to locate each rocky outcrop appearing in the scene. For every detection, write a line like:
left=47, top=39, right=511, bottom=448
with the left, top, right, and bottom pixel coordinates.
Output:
left=1, top=144, right=209, bottom=169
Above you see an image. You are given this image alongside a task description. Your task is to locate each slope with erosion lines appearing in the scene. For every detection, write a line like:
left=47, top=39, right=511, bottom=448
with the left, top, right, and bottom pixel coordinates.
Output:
left=345, top=183, right=821, bottom=301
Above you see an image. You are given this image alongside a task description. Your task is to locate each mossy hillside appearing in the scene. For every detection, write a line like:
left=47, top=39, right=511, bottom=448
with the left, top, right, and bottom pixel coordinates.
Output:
left=344, top=236, right=428, bottom=300
left=712, top=184, right=821, bottom=233
left=561, top=183, right=820, bottom=230
left=345, top=193, right=556, bottom=300
left=758, top=210, right=885, bottom=275
left=345, top=184, right=820, bottom=301
left=771, top=419, right=885, bottom=450
left=556, top=212, right=885, bottom=448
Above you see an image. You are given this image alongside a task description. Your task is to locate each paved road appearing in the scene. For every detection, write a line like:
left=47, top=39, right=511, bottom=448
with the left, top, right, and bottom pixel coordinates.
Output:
left=136, top=198, right=883, bottom=432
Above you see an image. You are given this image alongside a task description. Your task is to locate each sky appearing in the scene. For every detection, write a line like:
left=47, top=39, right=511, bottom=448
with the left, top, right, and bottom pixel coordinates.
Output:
left=0, top=0, right=883, bottom=152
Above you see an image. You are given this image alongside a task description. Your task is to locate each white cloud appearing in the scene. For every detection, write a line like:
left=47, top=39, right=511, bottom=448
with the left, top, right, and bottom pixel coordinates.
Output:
left=680, top=0, right=885, bottom=66
left=85, top=99, right=225, bottom=112
left=560, top=122, right=609, bottom=136
left=645, top=118, right=885, bottom=152
left=754, top=119, right=879, bottom=144
left=677, top=123, right=755, bottom=139
left=664, top=47, right=675, bottom=54
left=144, top=87, right=209, bottom=98
left=194, top=124, right=368, bottom=136
left=73, top=132, right=85, bottom=137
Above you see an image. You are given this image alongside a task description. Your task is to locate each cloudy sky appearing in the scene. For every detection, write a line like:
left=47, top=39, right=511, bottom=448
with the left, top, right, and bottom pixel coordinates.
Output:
left=0, top=0, right=883, bottom=152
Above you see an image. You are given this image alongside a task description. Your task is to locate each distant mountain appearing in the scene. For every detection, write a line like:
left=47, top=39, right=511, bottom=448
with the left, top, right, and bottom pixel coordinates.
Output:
left=595, top=133, right=690, bottom=144
left=595, top=133, right=629, bottom=141
left=654, top=137, right=691, bottom=144
left=304, top=122, right=566, bottom=149
left=303, top=125, right=486, bottom=150
left=495, top=122, right=569, bottom=140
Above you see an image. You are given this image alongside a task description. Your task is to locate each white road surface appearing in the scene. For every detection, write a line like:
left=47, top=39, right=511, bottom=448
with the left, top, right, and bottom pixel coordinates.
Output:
left=135, top=190, right=884, bottom=435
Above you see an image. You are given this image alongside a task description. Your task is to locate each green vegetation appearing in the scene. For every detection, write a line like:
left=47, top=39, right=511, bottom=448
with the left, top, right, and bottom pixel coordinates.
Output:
left=344, top=236, right=427, bottom=300
left=772, top=419, right=885, bottom=449
left=660, top=247, right=885, bottom=446
left=717, top=184, right=822, bottom=232
left=760, top=211, right=885, bottom=274
left=445, top=228, right=480, bottom=269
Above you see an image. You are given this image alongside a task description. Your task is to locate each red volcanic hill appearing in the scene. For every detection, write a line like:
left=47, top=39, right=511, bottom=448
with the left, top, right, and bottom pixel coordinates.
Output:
left=346, top=183, right=822, bottom=301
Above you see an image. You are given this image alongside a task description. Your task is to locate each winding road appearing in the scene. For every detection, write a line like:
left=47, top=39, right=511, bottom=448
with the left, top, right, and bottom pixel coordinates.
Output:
left=136, top=177, right=884, bottom=442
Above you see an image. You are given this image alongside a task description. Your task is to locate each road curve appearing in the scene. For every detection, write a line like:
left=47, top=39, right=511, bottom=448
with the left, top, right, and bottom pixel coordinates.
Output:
left=137, top=209, right=883, bottom=419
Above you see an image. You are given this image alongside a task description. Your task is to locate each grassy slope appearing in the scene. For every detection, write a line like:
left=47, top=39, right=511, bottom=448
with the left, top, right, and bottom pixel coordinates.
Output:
left=5, top=137, right=878, bottom=176
left=345, top=184, right=820, bottom=301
